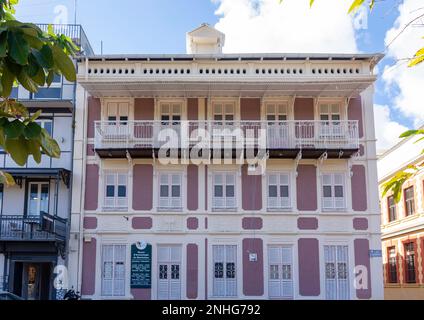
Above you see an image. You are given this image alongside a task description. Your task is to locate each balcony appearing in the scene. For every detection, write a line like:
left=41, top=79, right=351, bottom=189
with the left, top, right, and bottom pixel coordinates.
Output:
left=0, top=214, right=67, bottom=243
left=37, top=24, right=94, bottom=56
left=94, top=120, right=359, bottom=159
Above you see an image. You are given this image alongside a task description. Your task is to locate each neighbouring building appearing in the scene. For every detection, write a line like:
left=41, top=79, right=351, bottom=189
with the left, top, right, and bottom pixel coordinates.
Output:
left=379, top=127, right=424, bottom=300
left=69, top=24, right=384, bottom=300
left=0, top=24, right=93, bottom=300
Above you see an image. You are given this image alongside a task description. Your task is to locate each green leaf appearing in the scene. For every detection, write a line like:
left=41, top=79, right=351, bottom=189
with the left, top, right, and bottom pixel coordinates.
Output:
left=0, top=171, right=15, bottom=186
left=24, top=122, right=42, bottom=139
left=17, top=68, right=39, bottom=92
left=51, top=44, right=76, bottom=82
left=348, top=0, right=365, bottom=14
left=399, top=130, right=424, bottom=138
left=1, top=64, right=15, bottom=97
left=26, top=109, right=42, bottom=123
left=38, top=128, right=61, bottom=158
left=7, top=30, right=29, bottom=65
left=0, top=31, right=7, bottom=57
left=22, top=34, right=43, bottom=50
left=309, top=0, right=315, bottom=7
left=32, top=45, right=53, bottom=68
left=5, top=137, right=29, bottom=166
left=26, top=138, right=42, bottom=163
left=4, top=119, right=25, bottom=139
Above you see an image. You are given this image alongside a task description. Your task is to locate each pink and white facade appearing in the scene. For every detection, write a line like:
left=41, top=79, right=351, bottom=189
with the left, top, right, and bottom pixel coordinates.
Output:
left=68, top=25, right=384, bottom=300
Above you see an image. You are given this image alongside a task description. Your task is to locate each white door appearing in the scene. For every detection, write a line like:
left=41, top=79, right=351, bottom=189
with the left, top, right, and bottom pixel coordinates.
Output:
left=27, top=182, right=49, bottom=216
left=324, top=245, right=349, bottom=300
left=212, top=245, right=237, bottom=297
left=101, top=245, right=126, bottom=297
left=159, top=103, right=181, bottom=148
left=268, top=246, right=293, bottom=299
left=266, top=103, right=288, bottom=148
left=157, top=246, right=182, bottom=300
left=104, top=102, right=130, bottom=142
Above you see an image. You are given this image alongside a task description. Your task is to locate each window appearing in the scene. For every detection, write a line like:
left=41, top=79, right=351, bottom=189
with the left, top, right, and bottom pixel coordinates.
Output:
left=160, top=103, right=181, bottom=125
left=387, top=196, right=397, bottom=222
left=158, top=173, right=182, bottom=210
left=106, top=102, right=129, bottom=124
left=404, top=242, right=416, bottom=283
left=213, top=245, right=237, bottom=297
left=101, top=245, right=126, bottom=296
left=404, top=187, right=415, bottom=216
left=35, top=119, right=53, bottom=136
left=322, top=173, right=346, bottom=210
left=213, top=102, right=234, bottom=123
left=212, top=172, right=236, bottom=210
left=388, top=247, right=398, bottom=284
left=27, top=182, right=49, bottom=216
left=33, top=75, right=62, bottom=99
left=103, top=172, right=128, bottom=209
left=320, top=104, right=341, bottom=122
left=266, top=103, right=289, bottom=148
left=324, top=245, right=349, bottom=300
left=267, top=173, right=290, bottom=210
left=268, top=246, right=293, bottom=299
left=157, top=246, right=181, bottom=300
left=266, top=103, right=287, bottom=122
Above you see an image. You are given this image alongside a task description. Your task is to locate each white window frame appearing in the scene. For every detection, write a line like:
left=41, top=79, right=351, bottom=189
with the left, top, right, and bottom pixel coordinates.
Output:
left=324, top=245, right=350, bottom=300
left=101, top=244, right=127, bottom=297
left=321, top=173, right=346, bottom=211
left=267, top=173, right=291, bottom=211
left=158, top=172, right=183, bottom=211
left=27, top=181, right=50, bottom=216
left=319, top=102, right=342, bottom=122
left=212, top=245, right=237, bottom=298
left=157, top=245, right=182, bottom=300
left=212, top=172, right=237, bottom=211
left=35, top=119, right=53, bottom=136
left=32, top=74, right=62, bottom=100
left=268, top=246, right=294, bottom=299
left=103, top=171, right=128, bottom=210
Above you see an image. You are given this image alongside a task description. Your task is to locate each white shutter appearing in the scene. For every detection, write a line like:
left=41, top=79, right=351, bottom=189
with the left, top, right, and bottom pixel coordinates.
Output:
left=213, top=245, right=225, bottom=297
left=113, top=245, right=126, bottom=296
left=281, top=247, right=293, bottom=298
left=337, top=246, right=349, bottom=300
left=117, top=174, right=128, bottom=208
left=324, top=245, right=349, bottom=300
left=268, top=247, right=281, bottom=298
left=157, top=246, right=181, bottom=300
left=101, top=245, right=114, bottom=296
left=334, top=174, right=345, bottom=209
left=225, top=245, right=237, bottom=297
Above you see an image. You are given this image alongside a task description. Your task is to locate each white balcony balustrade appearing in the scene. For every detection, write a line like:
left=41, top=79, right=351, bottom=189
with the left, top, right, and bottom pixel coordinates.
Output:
left=94, top=120, right=359, bottom=152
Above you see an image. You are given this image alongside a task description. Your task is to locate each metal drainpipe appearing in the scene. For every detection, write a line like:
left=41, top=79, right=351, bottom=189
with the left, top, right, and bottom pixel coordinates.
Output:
left=63, top=58, right=78, bottom=285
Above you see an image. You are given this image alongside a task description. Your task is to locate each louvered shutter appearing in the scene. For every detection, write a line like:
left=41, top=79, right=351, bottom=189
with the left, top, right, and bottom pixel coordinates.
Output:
left=268, top=247, right=281, bottom=298
left=113, top=245, right=126, bottom=296
left=281, top=247, right=293, bottom=298
left=101, top=245, right=114, bottom=296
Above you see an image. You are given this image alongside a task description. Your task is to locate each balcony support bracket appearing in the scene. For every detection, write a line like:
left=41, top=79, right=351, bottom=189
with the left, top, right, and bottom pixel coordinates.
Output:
left=295, top=151, right=302, bottom=176
left=319, top=151, right=328, bottom=164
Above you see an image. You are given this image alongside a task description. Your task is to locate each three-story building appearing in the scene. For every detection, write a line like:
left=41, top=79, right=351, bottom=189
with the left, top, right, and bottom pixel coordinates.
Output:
left=0, top=24, right=93, bottom=300
left=69, top=24, right=384, bottom=300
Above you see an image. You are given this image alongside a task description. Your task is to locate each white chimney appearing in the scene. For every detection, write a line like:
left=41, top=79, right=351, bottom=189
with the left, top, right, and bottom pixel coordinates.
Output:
left=186, top=23, right=225, bottom=54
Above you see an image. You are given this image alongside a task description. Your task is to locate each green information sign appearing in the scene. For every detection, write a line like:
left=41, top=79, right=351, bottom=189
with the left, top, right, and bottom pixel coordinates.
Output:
left=130, top=242, right=152, bottom=289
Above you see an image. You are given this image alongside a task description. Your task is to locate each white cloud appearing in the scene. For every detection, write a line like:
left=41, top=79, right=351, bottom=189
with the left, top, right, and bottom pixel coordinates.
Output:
left=374, top=104, right=408, bottom=153
left=383, top=0, right=424, bottom=127
left=213, top=0, right=359, bottom=53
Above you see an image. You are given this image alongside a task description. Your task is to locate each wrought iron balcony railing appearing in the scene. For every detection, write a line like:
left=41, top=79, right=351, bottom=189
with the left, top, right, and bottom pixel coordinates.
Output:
left=0, top=214, right=67, bottom=242
left=94, top=120, right=359, bottom=152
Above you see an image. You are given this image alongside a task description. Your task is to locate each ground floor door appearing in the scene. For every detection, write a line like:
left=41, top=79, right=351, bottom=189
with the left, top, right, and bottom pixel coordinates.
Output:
left=12, top=262, right=53, bottom=300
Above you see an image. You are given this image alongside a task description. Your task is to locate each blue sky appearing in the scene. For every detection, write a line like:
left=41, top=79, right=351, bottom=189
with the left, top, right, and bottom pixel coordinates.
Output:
left=15, top=0, right=424, bottom=151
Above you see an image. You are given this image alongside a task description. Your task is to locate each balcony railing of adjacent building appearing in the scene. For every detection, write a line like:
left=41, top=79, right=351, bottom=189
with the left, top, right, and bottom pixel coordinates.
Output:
left=37, top=24, right=94, bottom=56
left=0, top=214, right=67, bottom=243
left=94, top=120, right=359, bottom=159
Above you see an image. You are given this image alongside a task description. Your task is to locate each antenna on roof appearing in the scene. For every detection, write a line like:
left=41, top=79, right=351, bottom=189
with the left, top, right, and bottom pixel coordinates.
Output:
left=74, top=0, right=78, bottom=24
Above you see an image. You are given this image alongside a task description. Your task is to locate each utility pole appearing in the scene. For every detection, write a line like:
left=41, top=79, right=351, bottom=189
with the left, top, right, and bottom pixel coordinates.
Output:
left=74, top=0, right=78, bottom=24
